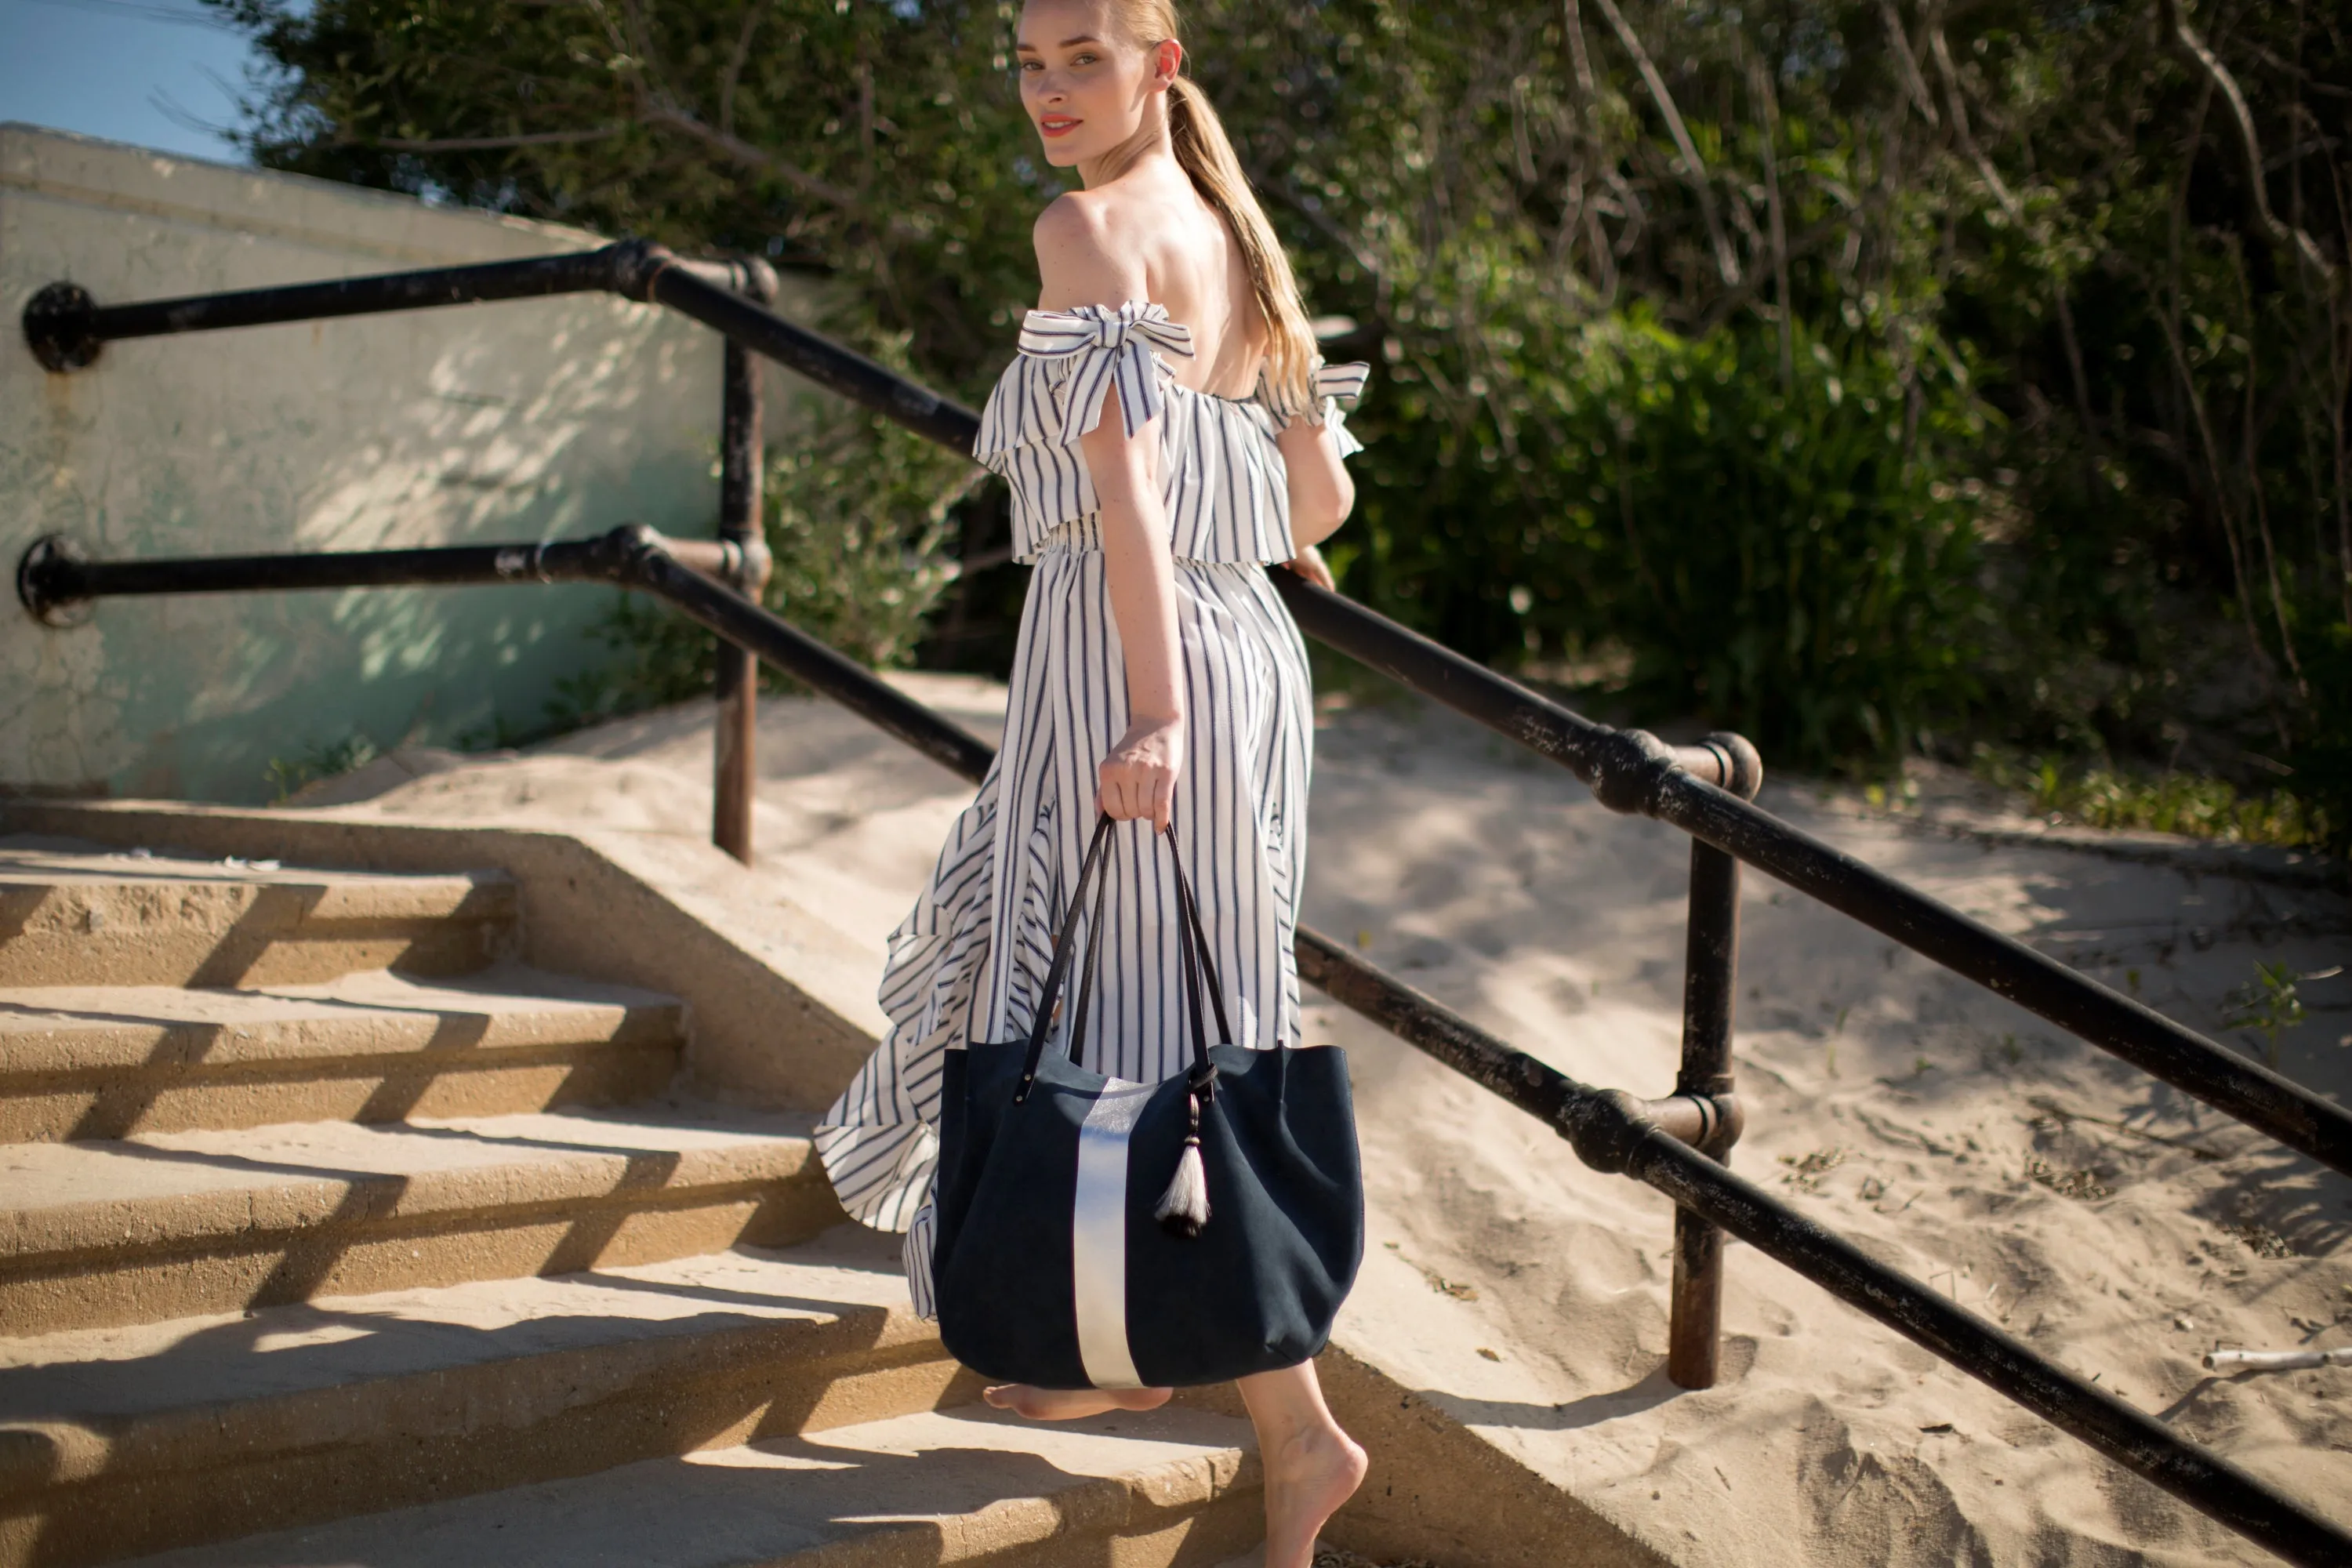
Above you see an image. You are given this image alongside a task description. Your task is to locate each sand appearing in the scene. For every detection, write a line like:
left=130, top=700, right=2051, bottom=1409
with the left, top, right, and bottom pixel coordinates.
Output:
left=296, top=674, right=2352, bottom=1566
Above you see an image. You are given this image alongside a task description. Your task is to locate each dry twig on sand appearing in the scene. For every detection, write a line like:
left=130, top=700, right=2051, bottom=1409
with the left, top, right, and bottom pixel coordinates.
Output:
left=2204, top=1347, right=2352, bottom=1373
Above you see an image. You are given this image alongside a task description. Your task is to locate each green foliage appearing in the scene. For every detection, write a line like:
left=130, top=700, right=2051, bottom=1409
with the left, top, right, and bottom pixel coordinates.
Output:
left=1353, top=307, right=1990, bottom=768
left=541, top=593, right=717, bottom=733
left=263, top=733, right=379, bottom=804
left=1970, top=744, right=2330, bottom=851
left=763, top=362, right=978, bottom=671
left=2226, top=961, right=2309, bottom=1069
left=2292, top=621, right=2352, bottom=859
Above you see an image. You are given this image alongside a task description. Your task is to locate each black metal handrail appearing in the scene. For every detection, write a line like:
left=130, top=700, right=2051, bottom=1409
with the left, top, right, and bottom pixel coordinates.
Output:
left=20, top=254, right=2352, bottom=1563
left=22, top=241, right=981, bottom=451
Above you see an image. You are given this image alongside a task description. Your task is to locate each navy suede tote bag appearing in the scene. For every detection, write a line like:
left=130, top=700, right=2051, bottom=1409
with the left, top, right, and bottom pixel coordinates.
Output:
left=932, top=814, right=1363, bottom=1389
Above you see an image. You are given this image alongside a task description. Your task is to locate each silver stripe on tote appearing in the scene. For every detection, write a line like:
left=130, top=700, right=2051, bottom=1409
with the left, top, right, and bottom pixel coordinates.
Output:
left=1073, top=1077, right=1154, bottom=1388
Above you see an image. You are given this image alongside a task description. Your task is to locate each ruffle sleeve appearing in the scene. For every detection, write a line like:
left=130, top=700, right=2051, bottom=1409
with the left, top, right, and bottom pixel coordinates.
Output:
left=974, top=302, right=1196, bottom=458
left=1306, top=360, right=1371, bottom=458
left=1261, top=358, right=1371, bottom=458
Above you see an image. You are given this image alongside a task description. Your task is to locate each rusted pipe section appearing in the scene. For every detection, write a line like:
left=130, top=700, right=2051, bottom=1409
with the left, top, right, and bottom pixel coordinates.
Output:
left=659, top=537, right=770, bottom=583
left=13, top=524, right=996, bottom=784
left=1632, top=1088, right=1744, bottom=1153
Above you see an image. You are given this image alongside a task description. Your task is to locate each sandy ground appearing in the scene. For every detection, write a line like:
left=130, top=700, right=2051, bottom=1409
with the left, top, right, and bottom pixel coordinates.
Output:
left=296, top=674, right=2352, bottom=1566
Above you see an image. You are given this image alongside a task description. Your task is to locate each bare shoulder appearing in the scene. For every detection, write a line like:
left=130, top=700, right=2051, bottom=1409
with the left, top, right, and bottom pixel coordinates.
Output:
left=1033, top=190, right=1148, bottom=310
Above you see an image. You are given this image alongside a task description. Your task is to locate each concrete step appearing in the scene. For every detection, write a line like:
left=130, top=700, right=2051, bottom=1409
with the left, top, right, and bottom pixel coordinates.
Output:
left=0, top=964, right=687, bottom=1142
left=0, top=1105, right=840, bottom=1334
left=0, top=837, right=516, bottom=989
left=0, top=1228, right=989, bottom=1568
left=103, top=1404, right=1261, bottom=1568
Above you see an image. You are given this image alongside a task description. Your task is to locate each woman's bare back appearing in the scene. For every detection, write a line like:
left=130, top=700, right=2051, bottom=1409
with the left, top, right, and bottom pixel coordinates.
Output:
left=1035, top=165, right=1265, bottom=398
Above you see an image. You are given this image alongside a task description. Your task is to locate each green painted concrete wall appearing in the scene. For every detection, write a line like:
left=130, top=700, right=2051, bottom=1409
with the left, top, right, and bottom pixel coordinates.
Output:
left=2, top=125, right=807, bottom=804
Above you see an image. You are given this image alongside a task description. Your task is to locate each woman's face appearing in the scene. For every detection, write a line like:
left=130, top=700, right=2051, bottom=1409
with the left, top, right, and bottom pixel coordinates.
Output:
left=1014, top=0, right=1179, bottom=169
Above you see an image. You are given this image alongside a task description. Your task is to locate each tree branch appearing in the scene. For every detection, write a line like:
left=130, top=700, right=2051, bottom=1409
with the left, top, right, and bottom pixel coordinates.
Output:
left=2157, top=0, right=2338, bottom=285
left=1697, top=195, right=1885, bottom=333
left=1586, top=0, right=1741, bottom=287
left=1879, top=0, right=1940, bottom=127
left=641, top=100, right=872, bottom=216
left=1558, top=0, right=1597, bottom=115
left=371, top=125, right=626, bottom=152
left=717, top=2, right=764, bottom=139
left=1927, top=20, right=2021, bottom=221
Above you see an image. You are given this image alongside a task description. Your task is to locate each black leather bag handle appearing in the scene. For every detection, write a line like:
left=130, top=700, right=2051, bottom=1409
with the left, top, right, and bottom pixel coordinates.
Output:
left=1015, top=812, right=1116, bottom=1102
left=1013, top=814, right=1232, bottom=1103
left=1168, top=833, right=1236, bottom=1068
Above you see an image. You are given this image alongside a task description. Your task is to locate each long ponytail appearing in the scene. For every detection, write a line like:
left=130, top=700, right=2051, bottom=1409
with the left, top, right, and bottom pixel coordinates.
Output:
left=1164, top=76, right=1318, bottom=416
left=1109, top=2, right=1319, bottom=416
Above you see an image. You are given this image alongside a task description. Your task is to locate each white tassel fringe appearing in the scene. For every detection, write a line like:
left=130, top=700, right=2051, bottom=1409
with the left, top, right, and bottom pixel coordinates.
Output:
left=1155, top=1099, right=1210, bottom=1239
left=1155, top=1140, right=1209, bottom=1237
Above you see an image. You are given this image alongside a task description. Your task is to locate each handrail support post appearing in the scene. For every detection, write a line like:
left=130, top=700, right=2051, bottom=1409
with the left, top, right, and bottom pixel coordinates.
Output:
left=1667, top=734, right=1758, bottom=1389
left=711, top=263, right=774, bottom=866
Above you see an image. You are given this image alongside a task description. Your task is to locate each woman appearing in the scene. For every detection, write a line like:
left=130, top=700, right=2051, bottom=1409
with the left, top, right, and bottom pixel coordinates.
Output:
left=815, top=0, right=1370, bottom=1557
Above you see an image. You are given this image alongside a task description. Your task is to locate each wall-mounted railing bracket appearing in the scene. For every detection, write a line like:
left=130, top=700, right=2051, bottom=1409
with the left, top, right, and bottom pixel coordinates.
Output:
left=23, top=282, right=101, bottom=372
left=16, top=534, right=93, bottom=626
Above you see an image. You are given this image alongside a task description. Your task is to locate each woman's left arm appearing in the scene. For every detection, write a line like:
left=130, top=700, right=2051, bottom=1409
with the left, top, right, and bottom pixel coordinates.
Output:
left=1278, top=417, right=1355, bottom=584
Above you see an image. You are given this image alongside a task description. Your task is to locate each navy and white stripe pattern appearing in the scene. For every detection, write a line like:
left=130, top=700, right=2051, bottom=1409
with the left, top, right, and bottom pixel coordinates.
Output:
left=816, top=303, right=1368, bottom=1319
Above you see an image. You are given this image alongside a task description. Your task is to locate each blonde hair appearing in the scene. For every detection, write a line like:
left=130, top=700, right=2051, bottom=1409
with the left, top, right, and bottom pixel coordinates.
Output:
left=1109, top=2, right=1318, bottom=415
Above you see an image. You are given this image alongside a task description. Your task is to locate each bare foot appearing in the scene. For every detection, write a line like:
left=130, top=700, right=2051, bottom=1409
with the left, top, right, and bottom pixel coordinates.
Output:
left=982, top=1384, right=1173, bottom=1421
left=1262, top=1423, right=1367, bottom=1568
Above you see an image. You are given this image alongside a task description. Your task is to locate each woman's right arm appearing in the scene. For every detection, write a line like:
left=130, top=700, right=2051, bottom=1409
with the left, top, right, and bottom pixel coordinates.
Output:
left=1035, top=194, right=1188, bottom=831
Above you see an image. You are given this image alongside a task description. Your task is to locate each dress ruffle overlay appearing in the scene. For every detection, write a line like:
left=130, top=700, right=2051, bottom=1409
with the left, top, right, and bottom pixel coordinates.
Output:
left=814, top=302, right=1369, bottom=1317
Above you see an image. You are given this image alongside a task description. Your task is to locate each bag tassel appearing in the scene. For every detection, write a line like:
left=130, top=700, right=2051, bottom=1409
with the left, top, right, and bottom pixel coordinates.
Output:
left=1155, top=1091, right=1210, bottom=1239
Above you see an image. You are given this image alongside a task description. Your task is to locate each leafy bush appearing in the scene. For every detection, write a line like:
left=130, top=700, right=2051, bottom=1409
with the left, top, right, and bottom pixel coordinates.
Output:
left=1345, top=308, right=1990, bottom=771
left=762, top=368, right=978, bottom=671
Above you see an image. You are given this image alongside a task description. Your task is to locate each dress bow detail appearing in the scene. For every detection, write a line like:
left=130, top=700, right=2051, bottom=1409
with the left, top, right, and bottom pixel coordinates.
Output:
left=1014, top=303, right=1197, bottom=445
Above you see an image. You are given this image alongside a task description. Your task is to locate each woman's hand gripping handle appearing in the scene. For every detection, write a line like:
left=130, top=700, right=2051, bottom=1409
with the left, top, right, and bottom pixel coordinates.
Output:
left=1099, top=713, right=1184, bottom=829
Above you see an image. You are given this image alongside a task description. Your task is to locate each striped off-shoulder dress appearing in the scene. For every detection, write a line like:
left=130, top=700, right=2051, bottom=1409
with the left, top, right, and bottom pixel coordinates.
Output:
left=815, top=300, right=1370, bottom=1316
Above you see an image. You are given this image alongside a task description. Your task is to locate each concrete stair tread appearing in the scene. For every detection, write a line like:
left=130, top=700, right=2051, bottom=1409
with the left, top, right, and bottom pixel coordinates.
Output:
left=110, top=1403, right=1260, bottom=1568
left=0, top=1226, right=914, bottom=1425
left=0, top=1229, right=1008, bottom=1565
left=0, top=1102, right=818, bottom=1239
left=0, top=834, right=517, bottom=989
left=0, top=962, right=683, bottom=1070
left=0, top=835, right=510, bottom=915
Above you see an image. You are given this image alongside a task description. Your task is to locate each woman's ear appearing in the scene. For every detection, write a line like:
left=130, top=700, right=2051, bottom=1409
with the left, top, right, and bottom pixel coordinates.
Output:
left=1151, top=38, right=1183, bottom=91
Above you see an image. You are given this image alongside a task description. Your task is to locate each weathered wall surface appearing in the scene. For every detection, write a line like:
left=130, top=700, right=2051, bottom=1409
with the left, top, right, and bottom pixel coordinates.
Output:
left=1, top=124, right=801, bottom=804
